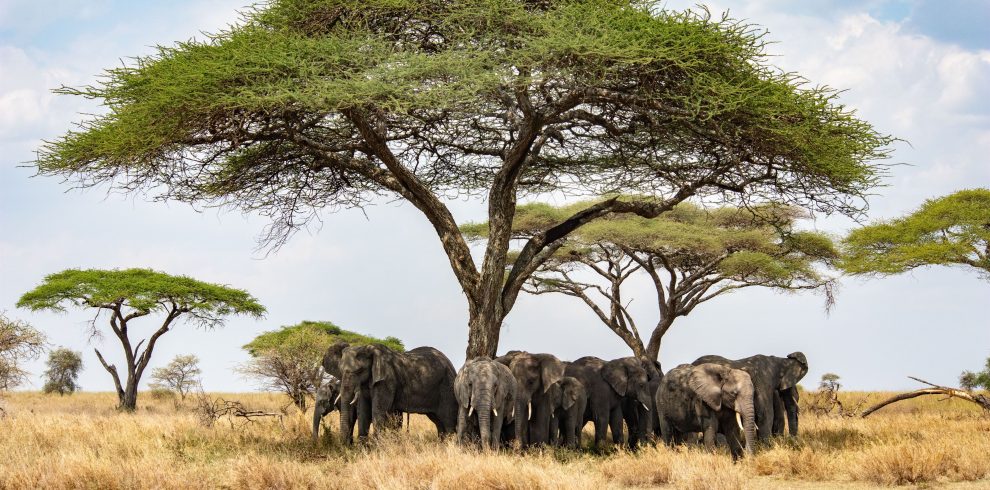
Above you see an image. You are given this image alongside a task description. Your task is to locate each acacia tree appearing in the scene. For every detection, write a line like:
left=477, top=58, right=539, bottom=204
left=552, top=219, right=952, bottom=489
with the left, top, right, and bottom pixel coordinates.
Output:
left=466, top=200, right=837, bottom=362
left=150, top=354, right=201, bottom=400
left=17, top=269, right=265, bottom=411
left=42, top=347, right=84, bottom=395
left=842, top=189, right=990, bottom=279
left=0, top=313, right=47, bottom=391
left=240, top=321, right=403, bottom=410
left=36, top=0, right=891, bottom=358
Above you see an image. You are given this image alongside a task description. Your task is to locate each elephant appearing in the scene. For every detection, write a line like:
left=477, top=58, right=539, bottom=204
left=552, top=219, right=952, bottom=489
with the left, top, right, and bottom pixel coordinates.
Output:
left=547, top=376, right=588, bottom=449
left=495, top=351, right=565, bottom=447
left=656, top=363, right=757, bottom=459
left=624, top=357, right=663, bottom=447
left=693, top=352, right=808, bottom=440
left=454, top=357, right=516, bottom=449
left=319, top=341, right=402, bottom=441
left=312, top=377, right=344, bottom=442
left=565, top=356, right=652, bottom=449
left=338, top=344, right=458, bottom=444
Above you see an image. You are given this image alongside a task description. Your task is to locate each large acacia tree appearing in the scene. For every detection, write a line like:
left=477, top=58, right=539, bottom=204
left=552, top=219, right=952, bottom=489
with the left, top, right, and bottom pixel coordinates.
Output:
left=17, top=269, right=265, bottom=411
left=842, top=189, right=990, bottom=279
left=36, top=0, right=891, bottom=358
left=465, top=200, right=837, bottom=363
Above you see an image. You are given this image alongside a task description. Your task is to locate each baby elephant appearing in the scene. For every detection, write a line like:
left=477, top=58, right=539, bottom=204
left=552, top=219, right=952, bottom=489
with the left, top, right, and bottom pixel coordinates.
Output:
left=454, top=357, right=517, bottom=449
left=312, top=378, right=344, bottom=442
left=548, top=376, right=588, bottom=448
left=657, top=363, right=757, bottom=459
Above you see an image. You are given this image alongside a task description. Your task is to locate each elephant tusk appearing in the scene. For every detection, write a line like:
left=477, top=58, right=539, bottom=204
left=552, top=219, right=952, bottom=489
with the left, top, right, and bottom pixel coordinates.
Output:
left=493, top=408, right=498, bottom=417
left=528, top=402, right=532, bottom=416
left=350, top=392, right=359, bottom=405
left=736, top=412, right=744, bottom=431
left=333, top=394, right=341, bottom=406
left=468, top=406, right=474, bottom=417
left=642, top=401, right=650, bottom=411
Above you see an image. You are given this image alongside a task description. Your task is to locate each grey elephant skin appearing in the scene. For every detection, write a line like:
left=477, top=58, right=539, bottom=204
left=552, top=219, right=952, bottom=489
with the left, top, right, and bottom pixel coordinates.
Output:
left=454, top=357, right=516, bottom=449
left=318, top=341, right=402, bottom=442
left=547, top=376, right=588, bottom=448
left=495, top=351, right=564, bottom=446
left=693, top=352, right=807, bottom=440
left=657, top=363, right=757, bottom=459
left=338, top=344, right=457, bottom=444
left=565, top=356, right=652, bottom=449
left=623, top=357, right=663, bottom=447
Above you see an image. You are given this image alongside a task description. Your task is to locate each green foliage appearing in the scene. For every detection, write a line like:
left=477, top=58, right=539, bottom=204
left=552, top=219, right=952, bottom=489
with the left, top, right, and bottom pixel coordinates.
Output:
left=0, top=313, right=47, bottom=391
left=42, top=347, right=83, bottom=396
left=243, top=320, right=404, bottom=356
left=36, top=0, right=890, bottom=240
left=841, top=189, right=990, bottom=277
left=17, top=268, right=266, bottom=327
left=959, top=357, right=990, bottom=392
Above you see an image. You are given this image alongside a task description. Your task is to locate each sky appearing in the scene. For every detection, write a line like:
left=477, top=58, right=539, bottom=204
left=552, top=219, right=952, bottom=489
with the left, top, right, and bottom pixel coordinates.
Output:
left=1, top=0, right=989, bottom=394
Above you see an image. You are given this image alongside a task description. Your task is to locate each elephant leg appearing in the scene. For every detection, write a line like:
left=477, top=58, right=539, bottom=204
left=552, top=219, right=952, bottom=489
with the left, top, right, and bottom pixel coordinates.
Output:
left=370, top=391, right=394, bottom=436
left=623, top=404, right=640, bottom=449
left=755, top=390, right=774, bottom=441
left=609, top=407, right=624, bottom=445
left=426, top=413, right=444, bottom=438
left=772, top=390, right=786, bottom=436
left=721, top=414, right=743, bottom=459
left=702, top=418, right=717, bottom=450
left=548, top=411, right=560, bottom=446
left=529, top=398, right=551, bottom=445
left=659, top=415, right=674, bottom=447
left=593, top=413, right=609, bottom=449
left=357, top=395, right=372, bottom=439
left=492, top=410, right=505, bottom=450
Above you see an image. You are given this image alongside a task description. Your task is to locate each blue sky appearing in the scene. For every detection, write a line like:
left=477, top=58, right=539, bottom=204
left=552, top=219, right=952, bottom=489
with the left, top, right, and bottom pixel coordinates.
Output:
left=1, top=1, right=989, bottom=394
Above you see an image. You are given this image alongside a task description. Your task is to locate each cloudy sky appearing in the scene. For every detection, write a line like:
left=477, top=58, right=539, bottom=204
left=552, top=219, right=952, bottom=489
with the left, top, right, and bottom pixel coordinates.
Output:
left=1, top=1, right=988, bottom=393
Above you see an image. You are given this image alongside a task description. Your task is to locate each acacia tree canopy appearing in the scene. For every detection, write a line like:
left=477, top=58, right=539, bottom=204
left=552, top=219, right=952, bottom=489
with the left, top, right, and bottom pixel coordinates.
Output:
left=465, top=199, right=837, bottom=361
left=17, top=268, right=264, bottom=410
left=0, top=313, right=47, bottom=391
left=841, top=189, right=990, bottom=278
left=35, top=0, right=891, bottom=358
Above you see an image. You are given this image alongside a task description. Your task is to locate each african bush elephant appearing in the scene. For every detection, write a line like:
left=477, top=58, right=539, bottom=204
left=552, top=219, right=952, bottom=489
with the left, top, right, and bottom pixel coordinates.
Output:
left=547, top=376, right=588, bottom=449
left=495, top=351, right=564, bottom=447
left=338, top=344, right=458, bottom=444
left=624, top=357, right=663, bottom=447
left=454, top=357, right=516, bottom=449
left=565, top=356, right=652, bottom=449
left=312, top=377, right=344, bottom=442
left=657, top=363, right=757, bottom=459
left=693, top=352, right=808, bottom=440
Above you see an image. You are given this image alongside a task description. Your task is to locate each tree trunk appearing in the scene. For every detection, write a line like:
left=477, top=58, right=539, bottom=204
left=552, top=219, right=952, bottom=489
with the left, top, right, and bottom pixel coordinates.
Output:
left=121, top=377, right=139, bottom=411
left=645, top=317, right=674, bottom=364
left=466, top=310, right=502, bottom=359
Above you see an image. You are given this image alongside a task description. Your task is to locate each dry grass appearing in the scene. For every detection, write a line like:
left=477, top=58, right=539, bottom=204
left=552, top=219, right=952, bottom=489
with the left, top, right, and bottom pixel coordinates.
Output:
left=1, top=390, right=988, bottom=489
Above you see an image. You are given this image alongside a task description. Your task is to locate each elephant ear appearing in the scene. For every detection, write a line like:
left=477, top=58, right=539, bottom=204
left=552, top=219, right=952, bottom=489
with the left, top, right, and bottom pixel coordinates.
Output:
left=321, top=341, right=349, bottom=377
left=689, top=364, right=726, bottom=411
left=453, top=372, right=470, bottom=407
left=539, top=355, right=564, bottom=393
left=371, top=345, right=393, bottom=385
left=780, top=352, right=809, bottom=390
left=603, top=361, right=629, bottom=396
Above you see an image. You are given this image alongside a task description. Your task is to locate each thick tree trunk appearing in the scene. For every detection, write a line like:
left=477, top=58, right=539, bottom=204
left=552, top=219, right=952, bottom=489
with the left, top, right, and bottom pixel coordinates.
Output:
left=466, top=311, right=502, bottom=359
left=645, top=317, right=674, bottom=364
left=121, top=375, right=139, bottom=411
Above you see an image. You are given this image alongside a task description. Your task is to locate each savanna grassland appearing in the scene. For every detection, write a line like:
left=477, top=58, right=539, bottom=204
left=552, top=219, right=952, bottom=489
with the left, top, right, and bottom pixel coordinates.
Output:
left=1, top=391, right=988, bottom=489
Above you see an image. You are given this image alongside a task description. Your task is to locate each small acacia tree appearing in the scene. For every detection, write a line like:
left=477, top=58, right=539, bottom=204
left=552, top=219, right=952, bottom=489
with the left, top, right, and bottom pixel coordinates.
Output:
left=35, top=0, right=891, bottom=359
left=0, top=313, right=47, bottom=391
left=466, top=200, right=837, bottom=362
left=42, top=347, right=84, bottom=395
left=240, top=320, right=402, bottom=410
left=960, top=357, right=990, bottom=392
left=150, top=354, right=201, bottom=400
left=842, top=189, right=990, bottom=278
left=17, top=269, right=265, bottom=411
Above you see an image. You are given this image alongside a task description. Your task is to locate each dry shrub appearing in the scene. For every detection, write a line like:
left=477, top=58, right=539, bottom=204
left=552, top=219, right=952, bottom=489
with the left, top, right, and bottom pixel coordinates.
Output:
left=750, top=446, right=835, bottom=480
left=853, top=443, right=954, bottom=485
left=598, top=447, right=673, bottom=486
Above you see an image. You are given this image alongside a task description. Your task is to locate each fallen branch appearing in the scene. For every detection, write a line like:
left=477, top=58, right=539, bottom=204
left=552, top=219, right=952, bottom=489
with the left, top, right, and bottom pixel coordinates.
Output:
left=195, top=392, right=285, bottom=428
left=861, top=376, right=990, bottom=418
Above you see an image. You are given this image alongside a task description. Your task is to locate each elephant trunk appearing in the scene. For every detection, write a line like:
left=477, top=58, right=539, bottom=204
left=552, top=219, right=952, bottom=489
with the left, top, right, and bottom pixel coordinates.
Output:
left=515, top=395, right=529, bottom=447
left=339, top=382, right=356, bottom=445
left=471, top=390, right=493, bottom=448
left=312, top=403, right=324, bottom=442
left=738, top=395, right=757, bottom=456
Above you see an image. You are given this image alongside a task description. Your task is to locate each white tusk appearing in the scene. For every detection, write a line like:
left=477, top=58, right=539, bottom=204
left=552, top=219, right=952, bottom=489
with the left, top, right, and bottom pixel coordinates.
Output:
left=528, top=402, right=532, bottom=415
left=736, top=412, right=744, bottom=431
left=333, top=394, right=341, bottom=406
left=350, top=392, right=359, bottom=405
left=493, top=408, right=498, bottom=417
left=468, top=406, right=474, bottom=417
left=642, top=401, right=649, bottom=411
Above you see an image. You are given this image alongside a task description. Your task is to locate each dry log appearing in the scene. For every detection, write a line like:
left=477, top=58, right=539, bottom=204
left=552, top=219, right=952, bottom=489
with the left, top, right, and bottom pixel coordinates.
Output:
left=861, top=376, right=990, bottom=418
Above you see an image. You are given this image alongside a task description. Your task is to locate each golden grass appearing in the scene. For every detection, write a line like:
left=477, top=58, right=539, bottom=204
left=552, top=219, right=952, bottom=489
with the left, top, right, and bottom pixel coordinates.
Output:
left=1, top=391, right=988, bottom=489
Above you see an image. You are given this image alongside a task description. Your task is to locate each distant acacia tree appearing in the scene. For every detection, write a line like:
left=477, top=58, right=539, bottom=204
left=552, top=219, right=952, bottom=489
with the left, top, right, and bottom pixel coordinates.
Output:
left=466, top=200, right=837, bottom=363
left=35, top=0, right=892, bottom=359
left=42, top=347, right=83, bottom=395
left=150, top=354, right=201, bottom=400
left=960, top=357, right=990, bottom=392
left=240, top=321, right=403, bottom=410
left=0, top=313, right=46, bottom=391
left=842, top=189, right=990, bottom=279
left=18, top=269, right=265, bottom=411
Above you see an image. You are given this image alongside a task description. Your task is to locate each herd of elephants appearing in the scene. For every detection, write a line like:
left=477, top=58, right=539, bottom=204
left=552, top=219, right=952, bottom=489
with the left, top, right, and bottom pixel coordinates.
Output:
left=312, top=342, right=808, bottom=458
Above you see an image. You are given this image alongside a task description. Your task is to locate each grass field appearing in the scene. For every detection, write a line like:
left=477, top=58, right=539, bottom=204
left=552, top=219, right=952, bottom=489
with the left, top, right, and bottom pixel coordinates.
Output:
left=1, top=390, right=989, bottom=489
